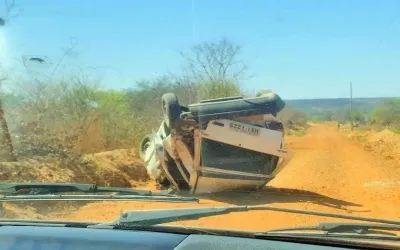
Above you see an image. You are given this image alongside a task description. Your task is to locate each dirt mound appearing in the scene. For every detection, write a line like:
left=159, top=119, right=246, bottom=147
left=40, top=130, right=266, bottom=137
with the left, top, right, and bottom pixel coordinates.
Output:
left=0, top=148, right=151, bottom=220
left=347, top=128, right=400, bottom=166
left=79, top=149, right=149, bottom=186
left=0, top=149, right=149, bottom=187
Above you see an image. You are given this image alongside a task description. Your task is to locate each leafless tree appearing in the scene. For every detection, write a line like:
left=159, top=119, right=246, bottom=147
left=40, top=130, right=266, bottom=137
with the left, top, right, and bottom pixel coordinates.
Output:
left=0, top=76, right=17, bottom=161
left=167, top=69, right=201, bottom=104
left=49, top=38, right=80, bottom=82
left=0, top=0, right=22, bottom=161
left=13, top=39, right=82, bottom=112
left=180, top=37, right=250, bottom=83
left=168, top=38, right=250, bottom=102
left=0, top=0, right=23, bottom=25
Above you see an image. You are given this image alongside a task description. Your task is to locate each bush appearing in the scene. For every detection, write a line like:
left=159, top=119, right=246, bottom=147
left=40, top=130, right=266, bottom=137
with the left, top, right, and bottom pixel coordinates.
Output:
left=371, top=98, right=400, bottom=131
left=5, top=77, right=101, bottom=159
left=277, top=107, right=308, bottom=136
left=278, top=108, right=308, bottom=127
left=4, top=70, right=311, bottom=159
left=4, top=75, right=246, bottom=158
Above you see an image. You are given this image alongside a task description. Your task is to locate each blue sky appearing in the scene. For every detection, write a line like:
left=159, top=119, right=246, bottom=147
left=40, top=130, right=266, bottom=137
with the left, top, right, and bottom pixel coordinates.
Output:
left=1, top=0, right=400, bottom=99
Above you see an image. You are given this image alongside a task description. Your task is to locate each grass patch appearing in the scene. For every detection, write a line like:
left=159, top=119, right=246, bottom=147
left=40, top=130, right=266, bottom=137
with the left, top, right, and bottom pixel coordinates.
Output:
left=287, top=130, right=306, bottom=137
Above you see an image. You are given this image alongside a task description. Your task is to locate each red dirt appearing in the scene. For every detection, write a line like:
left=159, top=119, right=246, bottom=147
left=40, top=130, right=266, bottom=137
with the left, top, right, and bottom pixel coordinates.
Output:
left=347, top=128, right=400, bottom=168
left=0, top=149, right=149, bottom=187
left=2, top=123, right=400, bottom=231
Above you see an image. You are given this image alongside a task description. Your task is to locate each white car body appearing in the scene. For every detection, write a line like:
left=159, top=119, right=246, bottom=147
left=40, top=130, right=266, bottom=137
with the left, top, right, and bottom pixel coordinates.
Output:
left=143, top=118, right=292, bottom=194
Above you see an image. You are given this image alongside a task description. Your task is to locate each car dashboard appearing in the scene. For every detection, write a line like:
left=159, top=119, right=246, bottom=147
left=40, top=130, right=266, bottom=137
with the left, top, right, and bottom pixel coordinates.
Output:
left=0, top=225, right=394, bottom=250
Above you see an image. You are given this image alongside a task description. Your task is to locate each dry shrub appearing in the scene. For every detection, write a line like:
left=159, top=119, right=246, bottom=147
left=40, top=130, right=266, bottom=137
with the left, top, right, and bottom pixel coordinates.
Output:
left=277, top=107, right=309, bottom=135
left=4, top=70, right=307, bottom=161
left=5, top=76, right=104, bottom=159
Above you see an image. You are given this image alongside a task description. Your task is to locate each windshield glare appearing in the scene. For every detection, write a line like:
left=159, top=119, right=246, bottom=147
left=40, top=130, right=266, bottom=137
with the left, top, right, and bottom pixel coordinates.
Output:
left=0, top=0, right=399, bottom=239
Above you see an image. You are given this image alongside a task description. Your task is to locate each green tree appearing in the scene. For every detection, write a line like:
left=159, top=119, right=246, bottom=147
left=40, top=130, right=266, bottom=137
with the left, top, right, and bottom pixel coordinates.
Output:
left=371, top=98, right=400, bottom=129
left=352, top=110, right=362, bottom=122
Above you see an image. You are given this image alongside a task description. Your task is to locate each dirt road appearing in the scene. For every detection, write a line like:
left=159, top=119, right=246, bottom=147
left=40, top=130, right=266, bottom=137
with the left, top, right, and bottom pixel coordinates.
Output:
left=23, top=123, right=400, bottom=231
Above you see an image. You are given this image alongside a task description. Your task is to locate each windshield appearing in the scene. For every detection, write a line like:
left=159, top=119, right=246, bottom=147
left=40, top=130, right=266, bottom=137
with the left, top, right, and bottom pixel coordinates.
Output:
left=0, top=0, right=399, bottom=240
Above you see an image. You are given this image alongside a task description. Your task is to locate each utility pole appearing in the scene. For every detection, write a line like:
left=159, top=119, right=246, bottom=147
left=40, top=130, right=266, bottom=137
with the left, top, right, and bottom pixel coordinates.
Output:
left=350, top=82, right=353, bottom=131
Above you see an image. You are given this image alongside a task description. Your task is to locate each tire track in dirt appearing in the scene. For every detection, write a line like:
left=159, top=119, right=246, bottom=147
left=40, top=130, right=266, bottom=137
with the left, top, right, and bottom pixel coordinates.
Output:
left=271, top=123, right=400, bottom=219
left=45, top=123, right=400, bottom=231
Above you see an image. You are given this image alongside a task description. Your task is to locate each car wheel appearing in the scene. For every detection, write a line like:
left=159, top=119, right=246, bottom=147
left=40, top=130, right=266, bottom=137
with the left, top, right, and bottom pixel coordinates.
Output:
left=161, top=93, right=181, bottom=129
left=139, top=134, right=152, bottom=161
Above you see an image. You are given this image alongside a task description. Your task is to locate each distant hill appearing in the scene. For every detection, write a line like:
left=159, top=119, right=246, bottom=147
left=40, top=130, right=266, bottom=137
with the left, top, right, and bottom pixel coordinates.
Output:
left=284, top=97, right=399, bottom=121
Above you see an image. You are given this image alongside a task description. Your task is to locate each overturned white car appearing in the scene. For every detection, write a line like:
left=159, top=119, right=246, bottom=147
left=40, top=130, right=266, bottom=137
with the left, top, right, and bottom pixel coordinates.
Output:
left=139, top=92, right=291, bottom=194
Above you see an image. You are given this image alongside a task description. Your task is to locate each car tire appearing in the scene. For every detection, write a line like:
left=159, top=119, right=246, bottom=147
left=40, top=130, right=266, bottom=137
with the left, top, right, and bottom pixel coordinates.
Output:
left=161, top=93, right=181, bottom=129
left=139, top=134, right=152, bottom=161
